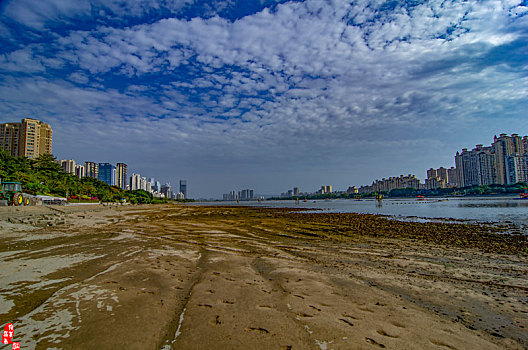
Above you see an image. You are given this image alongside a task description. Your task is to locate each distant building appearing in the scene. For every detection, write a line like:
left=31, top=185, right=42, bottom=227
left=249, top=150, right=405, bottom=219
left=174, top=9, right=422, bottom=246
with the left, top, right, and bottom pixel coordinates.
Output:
left=454, top=134, right=528, bottom=187
left=74, top=164, right=85, bottom=179
left=148, top=178, right=158, bottom=192
left=425, top=167, right=448, bottom=189
left=0, top=118, right=52, bottom=159
left=426, top=168, right=437, bottom=180
left=293, top=187, right=300, bottom=196
left=98, top=163, right=116, bottom=186
left=492, top=133, right=526, bottom=185
left=359, top=174, right=419, bottom=194
left=179, top=180, right=187, bottom=199
left=161, top=183, right=172, bottom=198
left=60, top=159, right=76, bottom=174
left=129, top=173, right=142, bottom=190
left=223, top=191, right=238, bottom=201
left=223, top=189, right=253, bottom=201
left=447, top=166, right=458, bottom=187
left=319, top=185, right=333, bottom=194
left=175, top=192, right=185, bottom=200
left=0, top=122, right=21, bottom=156
left=347, top=186, right=358, bottom=194
left=238, top=189, right=254, bottom=200
left=85, top=162, right=99, bottom=179
left=116, top=163, right=127, bottom=190
left=146, top=180, right=152, bottom=193
left=455, top=145, right=495, bottom=187
left=505, top=155, right=528, bottom=184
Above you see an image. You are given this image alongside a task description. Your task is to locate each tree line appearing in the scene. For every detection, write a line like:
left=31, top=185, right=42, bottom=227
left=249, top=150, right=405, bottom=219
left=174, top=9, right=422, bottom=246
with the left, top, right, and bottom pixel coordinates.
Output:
left=270, top=183, right=528, bottom=200
left=0, top=150, right=177, bottom=204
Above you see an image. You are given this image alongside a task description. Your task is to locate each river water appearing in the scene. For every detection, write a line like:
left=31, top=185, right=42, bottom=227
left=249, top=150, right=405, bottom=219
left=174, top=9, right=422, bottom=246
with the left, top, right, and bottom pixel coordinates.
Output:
left=196, top=197, right=528, bottom=230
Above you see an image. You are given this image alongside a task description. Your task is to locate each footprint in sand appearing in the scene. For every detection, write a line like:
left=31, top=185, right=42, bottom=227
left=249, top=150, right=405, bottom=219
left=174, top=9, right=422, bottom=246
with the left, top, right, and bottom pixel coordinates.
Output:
left=429, top=340, right=456, bottom=349
left=376, top=329, right=399, bottom=338
left=365, top=337, right=385, bottom=348
left=245, top=327, right=270, bottom=334
left=197, top=303, right=213, bottom=308
left=209, top=315, right=222, bottom=325
left=257, top=305, right=273, bottom=310
left=309, top=305, right=322, bottom=312
left=339, top=318, right=354, bottom=327
left=390, top=321, right=405, bottom=328
left=341, top=312, right=357, bottom=319
left=358, top=307, right=375, bottom=313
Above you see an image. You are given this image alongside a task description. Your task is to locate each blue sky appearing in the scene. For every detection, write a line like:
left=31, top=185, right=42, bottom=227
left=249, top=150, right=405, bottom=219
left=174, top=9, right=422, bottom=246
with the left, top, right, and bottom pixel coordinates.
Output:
left=1, top=0, right=527, bottom=198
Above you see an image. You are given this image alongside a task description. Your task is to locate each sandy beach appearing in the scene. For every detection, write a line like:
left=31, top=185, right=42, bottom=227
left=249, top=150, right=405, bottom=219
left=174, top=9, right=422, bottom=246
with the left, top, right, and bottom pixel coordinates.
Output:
left=0, top=204, right=526, bottom=349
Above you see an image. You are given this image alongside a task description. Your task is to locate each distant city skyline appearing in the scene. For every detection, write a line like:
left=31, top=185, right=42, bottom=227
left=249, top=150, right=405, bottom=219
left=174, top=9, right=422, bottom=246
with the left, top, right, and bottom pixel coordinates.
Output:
left=1, top=1, right=526, bottom=198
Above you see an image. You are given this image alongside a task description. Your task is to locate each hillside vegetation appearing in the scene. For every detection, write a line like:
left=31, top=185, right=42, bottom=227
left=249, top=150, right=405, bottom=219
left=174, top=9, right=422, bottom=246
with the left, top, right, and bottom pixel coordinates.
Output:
left=0, top=150, right=166, bottom=204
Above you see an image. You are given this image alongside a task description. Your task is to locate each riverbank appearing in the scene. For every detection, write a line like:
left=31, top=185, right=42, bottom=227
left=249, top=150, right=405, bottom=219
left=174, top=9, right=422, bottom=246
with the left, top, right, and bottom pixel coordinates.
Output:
left=0, top=204, right=526, bottom=349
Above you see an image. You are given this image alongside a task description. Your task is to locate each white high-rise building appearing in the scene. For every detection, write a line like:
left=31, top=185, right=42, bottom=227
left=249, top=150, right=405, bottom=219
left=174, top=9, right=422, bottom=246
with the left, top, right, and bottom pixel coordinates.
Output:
left=74, top=164, right=85, bottom=179
left=129, top=173, right=142, bottom=190
left=60, top=159, right=76, bottom=174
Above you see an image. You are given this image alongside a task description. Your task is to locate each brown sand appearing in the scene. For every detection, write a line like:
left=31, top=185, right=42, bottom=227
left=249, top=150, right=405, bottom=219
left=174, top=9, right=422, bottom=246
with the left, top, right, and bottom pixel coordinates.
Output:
left=0, top=204, right=526, bottom=349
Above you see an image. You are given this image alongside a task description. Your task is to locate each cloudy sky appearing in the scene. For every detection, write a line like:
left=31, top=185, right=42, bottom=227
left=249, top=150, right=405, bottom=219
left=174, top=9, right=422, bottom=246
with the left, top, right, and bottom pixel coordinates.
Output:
left=1, top=0, right=527, bottom=198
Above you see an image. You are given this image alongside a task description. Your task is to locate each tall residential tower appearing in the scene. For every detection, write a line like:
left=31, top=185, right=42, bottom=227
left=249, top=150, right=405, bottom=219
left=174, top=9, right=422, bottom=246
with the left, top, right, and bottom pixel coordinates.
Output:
left=0, top=118, right=52, bottom=159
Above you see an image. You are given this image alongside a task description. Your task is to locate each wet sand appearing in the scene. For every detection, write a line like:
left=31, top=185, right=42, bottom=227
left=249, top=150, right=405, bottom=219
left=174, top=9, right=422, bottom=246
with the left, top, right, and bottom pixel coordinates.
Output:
left=0, top=204, right=526, bottom=349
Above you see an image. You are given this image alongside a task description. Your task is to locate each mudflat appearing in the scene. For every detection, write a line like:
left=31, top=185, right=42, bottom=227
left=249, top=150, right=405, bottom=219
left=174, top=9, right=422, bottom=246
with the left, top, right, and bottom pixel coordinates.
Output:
left=0, top=204, right=526, bottom=349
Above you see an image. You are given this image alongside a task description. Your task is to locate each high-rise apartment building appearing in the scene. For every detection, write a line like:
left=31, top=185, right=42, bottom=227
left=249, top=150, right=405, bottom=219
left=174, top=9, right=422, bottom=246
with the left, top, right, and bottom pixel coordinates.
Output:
left=455, top=145, right=496, bottom=187
left=437, top=167, right=448, bottom=182
left=85, top=162, right=99, bottom=179
left=447, top=166, right=458, bottom=187
left=426, top=168, right=437, bottom=180
left=161, top=183, right=172, bottom=198
left=237, top=189, right=254, bottom=200
left=505, top=155, right=528, bottom=184
left=455, top=134, right=528, bottom=187
left=98, top=163, right=116, bottom=186
left=74, top=164, right=85, bottom=179
left=179, top=180, right=187, bottom=199
left=359, top=174, right=420, bottom=193
left=223, top=191, right=238, bottom=201
left=319, top=185, right=333, bottom=194
left=0, top=123, right=21, bottom=156
left=116, top=163, right=127, bottom=190
left=60, top=159, right=76, bottom=174
left=293, top=187, right=300, bottom=195
left=129, top=173, right=142, bottom=190
left=0, top=118, right=52, bottom=159
left=425, top=167, right=449, bottom=189
left=492, top=134, right=525, bottom=185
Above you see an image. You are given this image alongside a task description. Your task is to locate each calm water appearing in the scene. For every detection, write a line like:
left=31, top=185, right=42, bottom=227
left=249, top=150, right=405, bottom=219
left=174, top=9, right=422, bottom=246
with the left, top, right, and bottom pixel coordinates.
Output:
left=196, top=197, right=528, bottom=229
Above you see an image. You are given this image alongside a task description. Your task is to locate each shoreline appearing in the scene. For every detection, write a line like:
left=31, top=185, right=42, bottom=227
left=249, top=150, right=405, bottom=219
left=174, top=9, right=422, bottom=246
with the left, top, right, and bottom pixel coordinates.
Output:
left=0, top=204, right=526, bottom=349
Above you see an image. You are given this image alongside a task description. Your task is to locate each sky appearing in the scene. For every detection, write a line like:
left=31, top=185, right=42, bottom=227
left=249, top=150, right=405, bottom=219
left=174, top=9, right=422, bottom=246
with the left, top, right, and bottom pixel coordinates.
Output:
left=1, top=0, right=527, bottom=198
